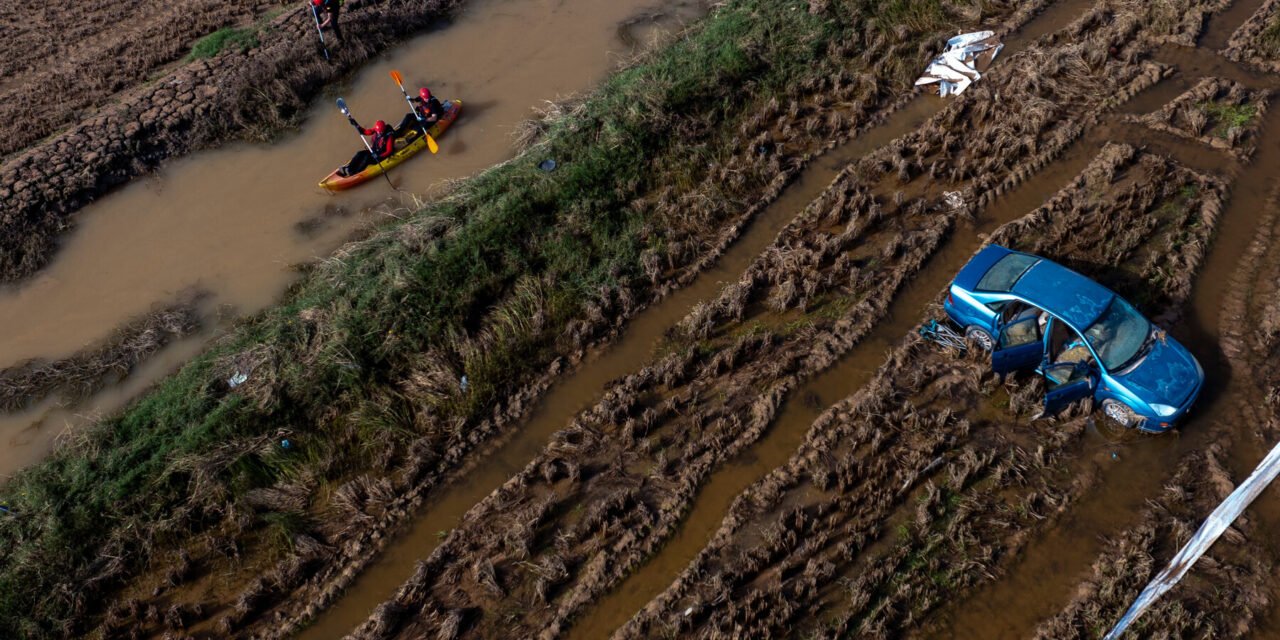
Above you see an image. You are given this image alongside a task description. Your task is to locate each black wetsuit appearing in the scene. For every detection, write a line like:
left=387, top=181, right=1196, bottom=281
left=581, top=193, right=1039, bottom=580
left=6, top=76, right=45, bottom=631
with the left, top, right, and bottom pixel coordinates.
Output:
left=316, top=0, right=342, bottom=41
left=340, top=117, right=395, bottom=176
left=395, top=96, right=445, bottom=134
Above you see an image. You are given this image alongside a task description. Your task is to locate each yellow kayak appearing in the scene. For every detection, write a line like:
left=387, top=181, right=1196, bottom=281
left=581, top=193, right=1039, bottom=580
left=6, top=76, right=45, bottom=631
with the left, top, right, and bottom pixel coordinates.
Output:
left=319, top=99, right=461, bottom=191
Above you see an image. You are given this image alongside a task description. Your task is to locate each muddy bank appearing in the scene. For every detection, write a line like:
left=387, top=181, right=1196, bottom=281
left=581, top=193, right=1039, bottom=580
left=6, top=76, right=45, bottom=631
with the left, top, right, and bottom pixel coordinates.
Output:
left=1032, top=198, right=1280, bottom=639
left=0, top=296, right=203, bottom=413
left=0, top=0, right=952, bottom=636
left=0, top=0, right=279, bottom=157
left=618, top=138, right=1223, bottom=639
left=1127, top=76, right=1271, bottom=159
left=337, top=3, right=1212, bottom=636
left=0, top=0, right=464, bottom=283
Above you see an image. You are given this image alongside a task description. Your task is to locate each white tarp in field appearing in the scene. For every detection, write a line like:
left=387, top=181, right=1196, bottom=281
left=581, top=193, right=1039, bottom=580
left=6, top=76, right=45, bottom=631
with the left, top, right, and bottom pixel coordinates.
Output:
left=1104, top=438, right=1280, bottom=639
left=915, top=31, right=1004, bottom=97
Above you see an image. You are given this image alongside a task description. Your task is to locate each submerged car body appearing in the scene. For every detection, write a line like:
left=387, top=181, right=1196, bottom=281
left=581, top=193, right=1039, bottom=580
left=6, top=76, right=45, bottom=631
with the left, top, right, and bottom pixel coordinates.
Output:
left=943, top=245, right=1203, bottom=432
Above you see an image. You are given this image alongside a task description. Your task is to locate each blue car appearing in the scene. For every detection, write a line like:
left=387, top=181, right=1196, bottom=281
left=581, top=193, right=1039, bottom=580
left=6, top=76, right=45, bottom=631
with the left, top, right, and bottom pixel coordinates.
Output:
left=943, top=245, right=1203, bottom=432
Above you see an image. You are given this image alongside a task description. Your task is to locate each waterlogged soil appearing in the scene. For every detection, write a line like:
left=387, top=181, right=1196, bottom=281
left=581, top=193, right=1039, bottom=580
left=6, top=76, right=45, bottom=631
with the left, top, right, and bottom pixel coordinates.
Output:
left=0, top=0, right=476, bottom=283
left=0, top=0, right=707, bottom=477
left=323, top=1, right=1280, bottom=639
left=24, top=0, right=1280, bottom=638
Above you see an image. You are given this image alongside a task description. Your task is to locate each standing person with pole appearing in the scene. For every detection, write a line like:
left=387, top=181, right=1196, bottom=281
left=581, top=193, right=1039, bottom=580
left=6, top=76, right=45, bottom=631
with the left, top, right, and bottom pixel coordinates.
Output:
left=308, top=0, right=331, bottom=60
left=310, top=0, right=342, bottom=44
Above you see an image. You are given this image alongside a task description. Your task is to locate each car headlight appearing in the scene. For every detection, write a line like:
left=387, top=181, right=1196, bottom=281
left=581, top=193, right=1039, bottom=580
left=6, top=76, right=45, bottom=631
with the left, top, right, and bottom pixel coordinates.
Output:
left=1150, top=403, right=1177, bottom=417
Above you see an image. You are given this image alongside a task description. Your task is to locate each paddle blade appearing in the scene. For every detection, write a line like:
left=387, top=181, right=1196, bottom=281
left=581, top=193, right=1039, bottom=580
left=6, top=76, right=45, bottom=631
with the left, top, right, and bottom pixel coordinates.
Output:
left=426, top=132, right=439, bottom=154
left=390, top=70, right=404, bottom=88
left=336, top=97, right=349, bottom=115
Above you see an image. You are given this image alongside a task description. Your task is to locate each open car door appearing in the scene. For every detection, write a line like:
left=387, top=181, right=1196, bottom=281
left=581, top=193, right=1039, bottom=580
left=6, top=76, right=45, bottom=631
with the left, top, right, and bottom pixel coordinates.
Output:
left=1041, top=362, right=1094, bottom=416
left=992, top=315, right=1042, bottom=374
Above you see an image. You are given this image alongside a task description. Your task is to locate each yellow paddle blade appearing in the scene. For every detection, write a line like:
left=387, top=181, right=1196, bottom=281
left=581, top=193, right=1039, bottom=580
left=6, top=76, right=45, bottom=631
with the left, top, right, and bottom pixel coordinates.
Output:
left=390, top=69, right=404, bottom=88
left=426, top=132, right=439, bottom=154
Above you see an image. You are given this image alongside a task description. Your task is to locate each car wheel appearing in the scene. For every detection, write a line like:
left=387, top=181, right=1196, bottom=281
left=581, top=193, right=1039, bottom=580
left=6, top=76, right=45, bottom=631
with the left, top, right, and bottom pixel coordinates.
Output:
left=965, top=326, right=995, bottom=351
left=1102, top=399, right=1139, bottom=428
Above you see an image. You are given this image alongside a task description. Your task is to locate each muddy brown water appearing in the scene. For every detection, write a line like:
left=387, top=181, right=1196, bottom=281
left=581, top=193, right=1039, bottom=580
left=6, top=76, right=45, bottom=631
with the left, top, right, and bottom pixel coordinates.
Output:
left=0, top=0, right=706, bottom=478
left=294, top=71, right=944, bottom=640
left=929, top=2, right=1280, bottom=637
left=565, top=2, right=1121, bottom=637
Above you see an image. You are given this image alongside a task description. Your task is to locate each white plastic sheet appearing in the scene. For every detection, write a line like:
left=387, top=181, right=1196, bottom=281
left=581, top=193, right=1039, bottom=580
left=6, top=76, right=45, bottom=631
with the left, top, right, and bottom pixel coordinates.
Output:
left=915, top=31, right=1004, bottom=97
left=1104, top=438, right=1280, bottom=639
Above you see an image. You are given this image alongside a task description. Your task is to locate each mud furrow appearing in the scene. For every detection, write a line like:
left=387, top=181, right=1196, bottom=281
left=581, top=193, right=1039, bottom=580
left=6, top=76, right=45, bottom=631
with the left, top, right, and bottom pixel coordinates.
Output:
left=619, top=140, right=1224, bottom=639
left=334, top=3, right=1192, bottom=637
left=283, top=57, right=941, bottom=640
left=1031, top=193, right=1280, bottom=639
left=1223, top=0, right=1280, bottom=69
left=106, top=3, right=1025, bottom=638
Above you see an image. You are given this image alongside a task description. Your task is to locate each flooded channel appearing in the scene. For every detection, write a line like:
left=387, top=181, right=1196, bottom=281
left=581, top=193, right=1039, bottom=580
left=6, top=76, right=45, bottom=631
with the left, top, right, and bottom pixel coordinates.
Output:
left=0, top=0, right=706, bottom=477
left=566, top=2, right=1113, bottom=636
left=929, top=1, right=1280, bottom=636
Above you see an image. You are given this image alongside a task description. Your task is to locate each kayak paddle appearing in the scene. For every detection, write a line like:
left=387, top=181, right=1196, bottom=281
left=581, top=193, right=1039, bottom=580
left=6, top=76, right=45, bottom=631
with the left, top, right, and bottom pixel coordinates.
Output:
left=309, top=4, right=330, bottom=61
left=336, top=97, right=397, bottom=191
left=390, top=69, right=439, bottom=154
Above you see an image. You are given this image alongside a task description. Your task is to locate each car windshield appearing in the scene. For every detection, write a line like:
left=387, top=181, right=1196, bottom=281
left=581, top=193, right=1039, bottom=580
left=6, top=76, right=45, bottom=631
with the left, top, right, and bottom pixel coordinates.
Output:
left=976, top=253, right=1039, bottom=292
left=1083, top=296, right=1150, bottom=371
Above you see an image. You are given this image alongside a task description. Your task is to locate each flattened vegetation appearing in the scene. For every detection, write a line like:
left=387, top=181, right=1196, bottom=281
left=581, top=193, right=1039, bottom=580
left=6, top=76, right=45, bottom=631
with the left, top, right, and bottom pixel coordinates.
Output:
left=1224, top=0, right=1280, bottom=70
left=1035, top=192, right=1280, bottom=640
left=341, top=2, right=1219, bottom=636
left=1128, top=76, right=1271, bottom=158
left=619, top=143, right=1223, bottom=640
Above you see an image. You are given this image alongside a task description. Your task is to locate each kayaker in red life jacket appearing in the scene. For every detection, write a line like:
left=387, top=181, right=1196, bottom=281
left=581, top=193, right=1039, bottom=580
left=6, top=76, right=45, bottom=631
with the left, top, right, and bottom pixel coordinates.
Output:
left=338, top=118, right=395, bottom=177
left=394, top=87, right=446, bottom=135
left=311, top=0, right=342, bottom=41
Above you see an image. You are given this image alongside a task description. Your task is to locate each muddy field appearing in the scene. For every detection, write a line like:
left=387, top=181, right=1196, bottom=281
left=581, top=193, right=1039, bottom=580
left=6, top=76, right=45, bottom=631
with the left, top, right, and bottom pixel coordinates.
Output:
left=9, top=0, right=1280, bottom=638
left=0, top=0, right=464, bottom=283
left=344, top=1, right=1280, bottom=639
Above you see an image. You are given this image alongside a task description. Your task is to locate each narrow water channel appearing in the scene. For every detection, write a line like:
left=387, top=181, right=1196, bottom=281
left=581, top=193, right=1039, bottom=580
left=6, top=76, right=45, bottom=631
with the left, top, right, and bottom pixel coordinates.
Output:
left=0, top=0, right=706, bottom=477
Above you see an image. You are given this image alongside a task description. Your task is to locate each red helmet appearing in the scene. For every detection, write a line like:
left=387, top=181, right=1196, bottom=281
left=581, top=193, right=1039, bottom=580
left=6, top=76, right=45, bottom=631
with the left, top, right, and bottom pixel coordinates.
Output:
left=311, top=0, right=322, bottom=6
left=419, top=88, right=432, bottom=101
left=374, top=121, right=387, bottom=134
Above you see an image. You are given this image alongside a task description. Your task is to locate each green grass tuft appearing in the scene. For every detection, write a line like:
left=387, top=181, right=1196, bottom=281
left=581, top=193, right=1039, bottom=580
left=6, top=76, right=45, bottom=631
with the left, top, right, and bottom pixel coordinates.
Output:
left=188, top=26, right=260, bottom=60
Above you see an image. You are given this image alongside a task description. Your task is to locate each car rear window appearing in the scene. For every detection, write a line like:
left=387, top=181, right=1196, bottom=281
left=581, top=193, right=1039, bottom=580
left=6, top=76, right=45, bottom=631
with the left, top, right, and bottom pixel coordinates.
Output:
left=976, top=253, right=1038, bottom=292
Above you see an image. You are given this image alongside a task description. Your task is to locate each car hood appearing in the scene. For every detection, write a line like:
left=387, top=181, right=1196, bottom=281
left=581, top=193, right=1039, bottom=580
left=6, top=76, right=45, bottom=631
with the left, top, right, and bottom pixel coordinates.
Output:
left=1112, top=336, right=1200, bottom=407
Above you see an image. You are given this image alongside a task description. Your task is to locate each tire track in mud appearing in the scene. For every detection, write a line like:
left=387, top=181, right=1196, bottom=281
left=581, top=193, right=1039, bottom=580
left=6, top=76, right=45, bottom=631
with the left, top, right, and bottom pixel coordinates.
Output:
left=288, top=93, right=942, bottom=640
left=264, top=6, right=1010, bottom=635
left=342, top=2, right=1179, bottom=637
left=925, top=2, right=1280, bottom=635
left=617, top=138, right=1227, bottom=639
left=586, top=12, right=1246, bottom=639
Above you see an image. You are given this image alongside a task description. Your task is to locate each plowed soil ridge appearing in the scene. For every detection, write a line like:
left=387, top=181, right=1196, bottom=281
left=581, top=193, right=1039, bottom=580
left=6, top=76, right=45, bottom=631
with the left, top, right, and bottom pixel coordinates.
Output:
left=0, top=0, right=463, bottom=283
left=335, top=1, right=1219, bottom=637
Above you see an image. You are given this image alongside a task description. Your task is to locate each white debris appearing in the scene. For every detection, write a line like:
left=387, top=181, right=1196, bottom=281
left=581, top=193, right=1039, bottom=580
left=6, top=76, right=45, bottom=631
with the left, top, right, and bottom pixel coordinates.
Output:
left=915, top=31, right=1004, bottom=97
left=943, top=191, right=965, bottom=210
left=1104, top=438, right=1280, bottom=639
left=228, top=371, right=249, bottom=388
left=683, top=607, right=694, bottom=616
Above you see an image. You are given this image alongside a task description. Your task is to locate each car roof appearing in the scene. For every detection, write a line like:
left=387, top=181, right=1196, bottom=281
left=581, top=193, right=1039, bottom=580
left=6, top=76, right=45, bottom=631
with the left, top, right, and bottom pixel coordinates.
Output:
left=953, top=244, right=1015, bottom=291
left=1009, top=259, right=1114, bottom=330
left=956, top=245, right=1116, bottom=330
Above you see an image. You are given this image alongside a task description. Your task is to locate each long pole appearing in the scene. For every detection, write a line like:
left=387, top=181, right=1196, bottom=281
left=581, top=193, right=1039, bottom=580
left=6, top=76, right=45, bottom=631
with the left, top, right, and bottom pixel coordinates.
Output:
left=337, top=98, right=397, bottom=191
left=390, top=70, right=439, bottom=154
left=310, top=4, right=331, bottom=61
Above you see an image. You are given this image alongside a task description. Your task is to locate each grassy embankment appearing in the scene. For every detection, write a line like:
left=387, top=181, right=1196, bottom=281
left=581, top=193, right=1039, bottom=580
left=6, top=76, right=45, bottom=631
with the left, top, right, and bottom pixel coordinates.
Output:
left=0, top=0, right=969, bottom=635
